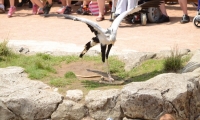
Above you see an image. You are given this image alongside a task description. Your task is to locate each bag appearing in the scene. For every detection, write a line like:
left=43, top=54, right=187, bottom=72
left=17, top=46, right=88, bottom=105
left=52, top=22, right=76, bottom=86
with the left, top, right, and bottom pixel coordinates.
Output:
left=88, top=1, right=99, bottom=16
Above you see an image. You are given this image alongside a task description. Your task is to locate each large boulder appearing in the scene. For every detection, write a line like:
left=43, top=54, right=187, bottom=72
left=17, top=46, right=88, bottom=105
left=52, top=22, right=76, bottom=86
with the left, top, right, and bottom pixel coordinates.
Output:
left=51, top=100, right=87, bottom=120
left=182, top=49, right=200, bottom=73
left=118, top=52, right=156, bottom=71
left=66, top=89, right=83, bottom=102
left=121, top=73, right=200, bottom=120
left=0, top=67, right=64, bottom=120
left=85, top=89, right=123, bottom=120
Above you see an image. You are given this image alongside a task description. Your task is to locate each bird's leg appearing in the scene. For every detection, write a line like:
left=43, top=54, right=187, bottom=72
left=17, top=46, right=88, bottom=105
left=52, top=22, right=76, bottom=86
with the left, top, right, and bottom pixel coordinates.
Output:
left=105, top=44, right=114, bottom=82
left=105, top=58, right=114, bottom=82
left=101, top=44, right=114, bottom=82
left=79, top=37, right=99, bottom=58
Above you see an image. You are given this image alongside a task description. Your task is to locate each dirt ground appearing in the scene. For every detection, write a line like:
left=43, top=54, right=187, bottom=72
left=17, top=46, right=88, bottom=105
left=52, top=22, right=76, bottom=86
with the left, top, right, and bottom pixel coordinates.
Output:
left=0, top=2, right=199, bottom=52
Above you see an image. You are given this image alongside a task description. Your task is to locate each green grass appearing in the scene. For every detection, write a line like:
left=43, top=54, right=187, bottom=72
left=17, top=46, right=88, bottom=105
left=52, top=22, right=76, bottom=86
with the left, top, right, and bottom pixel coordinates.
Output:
left=127, top=59, right=165, bottom=82
left=0, top=41, right=192, bottom=92
left=163, top=46, right=187, bottom=72
left=64, top=71, right=76, bottom=78
left=50, top=77, right=73, bottom=87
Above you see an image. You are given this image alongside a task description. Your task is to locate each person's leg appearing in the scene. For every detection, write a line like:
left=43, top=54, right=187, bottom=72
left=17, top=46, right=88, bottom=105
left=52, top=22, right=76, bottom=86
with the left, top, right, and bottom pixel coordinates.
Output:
left=61, top=0, right=66, bottom=6
left=127, top=0, right=138, bottom=9
left=8, top=0, right=16, bottom=17
left=43, top=0, right=53, bottom=15
left=9, top=0, right=14, bottom=6
left=46, top=0, right=52, bottom=5
left=56, top=0, right=67, bottom=14
left=66, top=0, right=71, bottom=6
left=77, top=0, right=90, bottom=15
left=115, top=0, right=127, bottom=15
left=32, top=0, right=44, bottom=8
left=31, top=0, right=39, bottom=14
left=74, top=0, right=82, bottom=6
left=31, top=0, right=44, bottom=14
left=83, top=0, right=90, bottom=6
left=178, top=0, right=190, bottom=23
left=0, top=0, right=5, bottom=13
left=178, top=0, right=188, bottom=15
left=96, top=0, right=105, bottom=21
left=63, top=0, right=72, bottom=14
left=156, top=2, right=170, bottom=23
left=0, top=0, right=4, bottom=4
left=159, top=2, right=168, bottom=16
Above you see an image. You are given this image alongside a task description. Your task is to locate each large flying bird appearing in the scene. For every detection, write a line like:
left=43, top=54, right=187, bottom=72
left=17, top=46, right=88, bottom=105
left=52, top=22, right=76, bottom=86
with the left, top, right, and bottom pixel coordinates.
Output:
left=63, top=0, right=163, bottom=82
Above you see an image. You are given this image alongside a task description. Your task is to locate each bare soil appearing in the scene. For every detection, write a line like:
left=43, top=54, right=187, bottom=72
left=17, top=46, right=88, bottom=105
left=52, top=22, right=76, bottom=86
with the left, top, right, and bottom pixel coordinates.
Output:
left=49, top=61, right=123, bottom=95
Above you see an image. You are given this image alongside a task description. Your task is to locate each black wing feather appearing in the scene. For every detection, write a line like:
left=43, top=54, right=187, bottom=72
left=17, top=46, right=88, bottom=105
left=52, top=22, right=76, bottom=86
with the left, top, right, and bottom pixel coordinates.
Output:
left=86, top=24, right=98, bottom=36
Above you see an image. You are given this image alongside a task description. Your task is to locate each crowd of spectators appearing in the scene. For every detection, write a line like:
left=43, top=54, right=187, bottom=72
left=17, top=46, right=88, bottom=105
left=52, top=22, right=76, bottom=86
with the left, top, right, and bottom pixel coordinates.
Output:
left=0, top=0, right=196, bottom=24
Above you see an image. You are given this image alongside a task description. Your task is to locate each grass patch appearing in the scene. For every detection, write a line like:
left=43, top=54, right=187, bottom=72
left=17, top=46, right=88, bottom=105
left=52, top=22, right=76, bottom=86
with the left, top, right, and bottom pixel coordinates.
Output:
left=163, top=46, right=183, bottom=72
left=50, top=78, right=73, bottom=87
left=0, top=41, right=192, bottom=95
left=64, top=71, right=76, bottom=78
left=128, top=59, right=165, bottom=82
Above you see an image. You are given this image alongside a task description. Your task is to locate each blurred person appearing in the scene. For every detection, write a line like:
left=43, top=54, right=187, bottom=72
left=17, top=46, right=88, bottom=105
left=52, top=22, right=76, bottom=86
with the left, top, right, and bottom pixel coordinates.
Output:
left=96, top=0, right=105, bottom=21
left=0, top=0, right=5, bottom=13
left=56, top=0, right=72, bottom=14
left=31, top=0, right=53, bottom=15
left=179, top=0, right=190, bottom=23
left=7, top=0, right=16, bottom=17
left=156, top=2, right=170, bottom=23
left=114, top=0, right=138, bottom=17
left=17, top=0, right=32, bottom=8
left=77, top=0, right=91, bottom=15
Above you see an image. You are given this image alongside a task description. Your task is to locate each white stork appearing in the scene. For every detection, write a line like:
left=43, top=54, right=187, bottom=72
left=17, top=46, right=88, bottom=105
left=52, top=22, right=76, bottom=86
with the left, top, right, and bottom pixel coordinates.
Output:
left=63, top=0, right=163, bottom=82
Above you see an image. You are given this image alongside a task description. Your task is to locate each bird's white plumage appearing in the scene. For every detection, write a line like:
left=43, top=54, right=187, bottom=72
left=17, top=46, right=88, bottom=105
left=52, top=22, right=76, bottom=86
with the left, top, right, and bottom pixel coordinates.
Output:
left=66, top=15, right=107, bottom=36
left=62, top=0, right=162, bottom=82
left=110, top=6, right=142, bottom=32
left=64, top=5, right=144, bottom=45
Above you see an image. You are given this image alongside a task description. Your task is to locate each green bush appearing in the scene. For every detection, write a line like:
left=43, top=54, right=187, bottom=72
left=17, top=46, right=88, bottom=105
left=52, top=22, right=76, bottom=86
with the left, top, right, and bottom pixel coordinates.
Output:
left=163, top=47, right=182, bottom=72
left=0, top=41, right=10, bottom=56
left=64, top=71, right=76, bottom=78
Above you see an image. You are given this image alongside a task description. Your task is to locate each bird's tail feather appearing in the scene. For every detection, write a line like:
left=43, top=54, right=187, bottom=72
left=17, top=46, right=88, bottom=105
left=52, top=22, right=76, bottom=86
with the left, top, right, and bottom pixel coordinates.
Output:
left=79, top=37, right=100, bottom=58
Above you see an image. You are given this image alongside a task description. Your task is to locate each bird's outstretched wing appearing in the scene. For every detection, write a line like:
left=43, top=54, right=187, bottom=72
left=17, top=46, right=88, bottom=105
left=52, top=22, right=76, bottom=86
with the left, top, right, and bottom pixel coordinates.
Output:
left=64, top=15, right=106, bottom=36
left=111, top=0, right=163, bottom=31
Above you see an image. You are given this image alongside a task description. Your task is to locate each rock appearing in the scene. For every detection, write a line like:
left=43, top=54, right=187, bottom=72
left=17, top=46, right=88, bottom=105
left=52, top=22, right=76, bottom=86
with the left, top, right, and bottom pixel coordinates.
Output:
left=182, top=49, right=200, bottom=73
left=85, top=89, right=123, bottom=120
left=118, top=52, right=156, bottom=71
left=0, top=66, right=64, bottom=120
left=0, top=100, right=17, bottom=120
left=51, top=100, right=87, bottom=120
left=66, top=89, right=83, bottom=102
left=155, top=49, right=190, bottom=59
left=121, top=73, right=200, bottom=120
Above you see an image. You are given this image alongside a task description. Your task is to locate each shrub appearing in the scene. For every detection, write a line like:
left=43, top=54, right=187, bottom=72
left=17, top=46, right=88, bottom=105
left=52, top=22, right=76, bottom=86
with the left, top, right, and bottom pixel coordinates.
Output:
left=0, top=40, right=11, bottom=56
left=64, top=71, right=76, bottom=78
left=163, top=46, right=182, bottom=72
